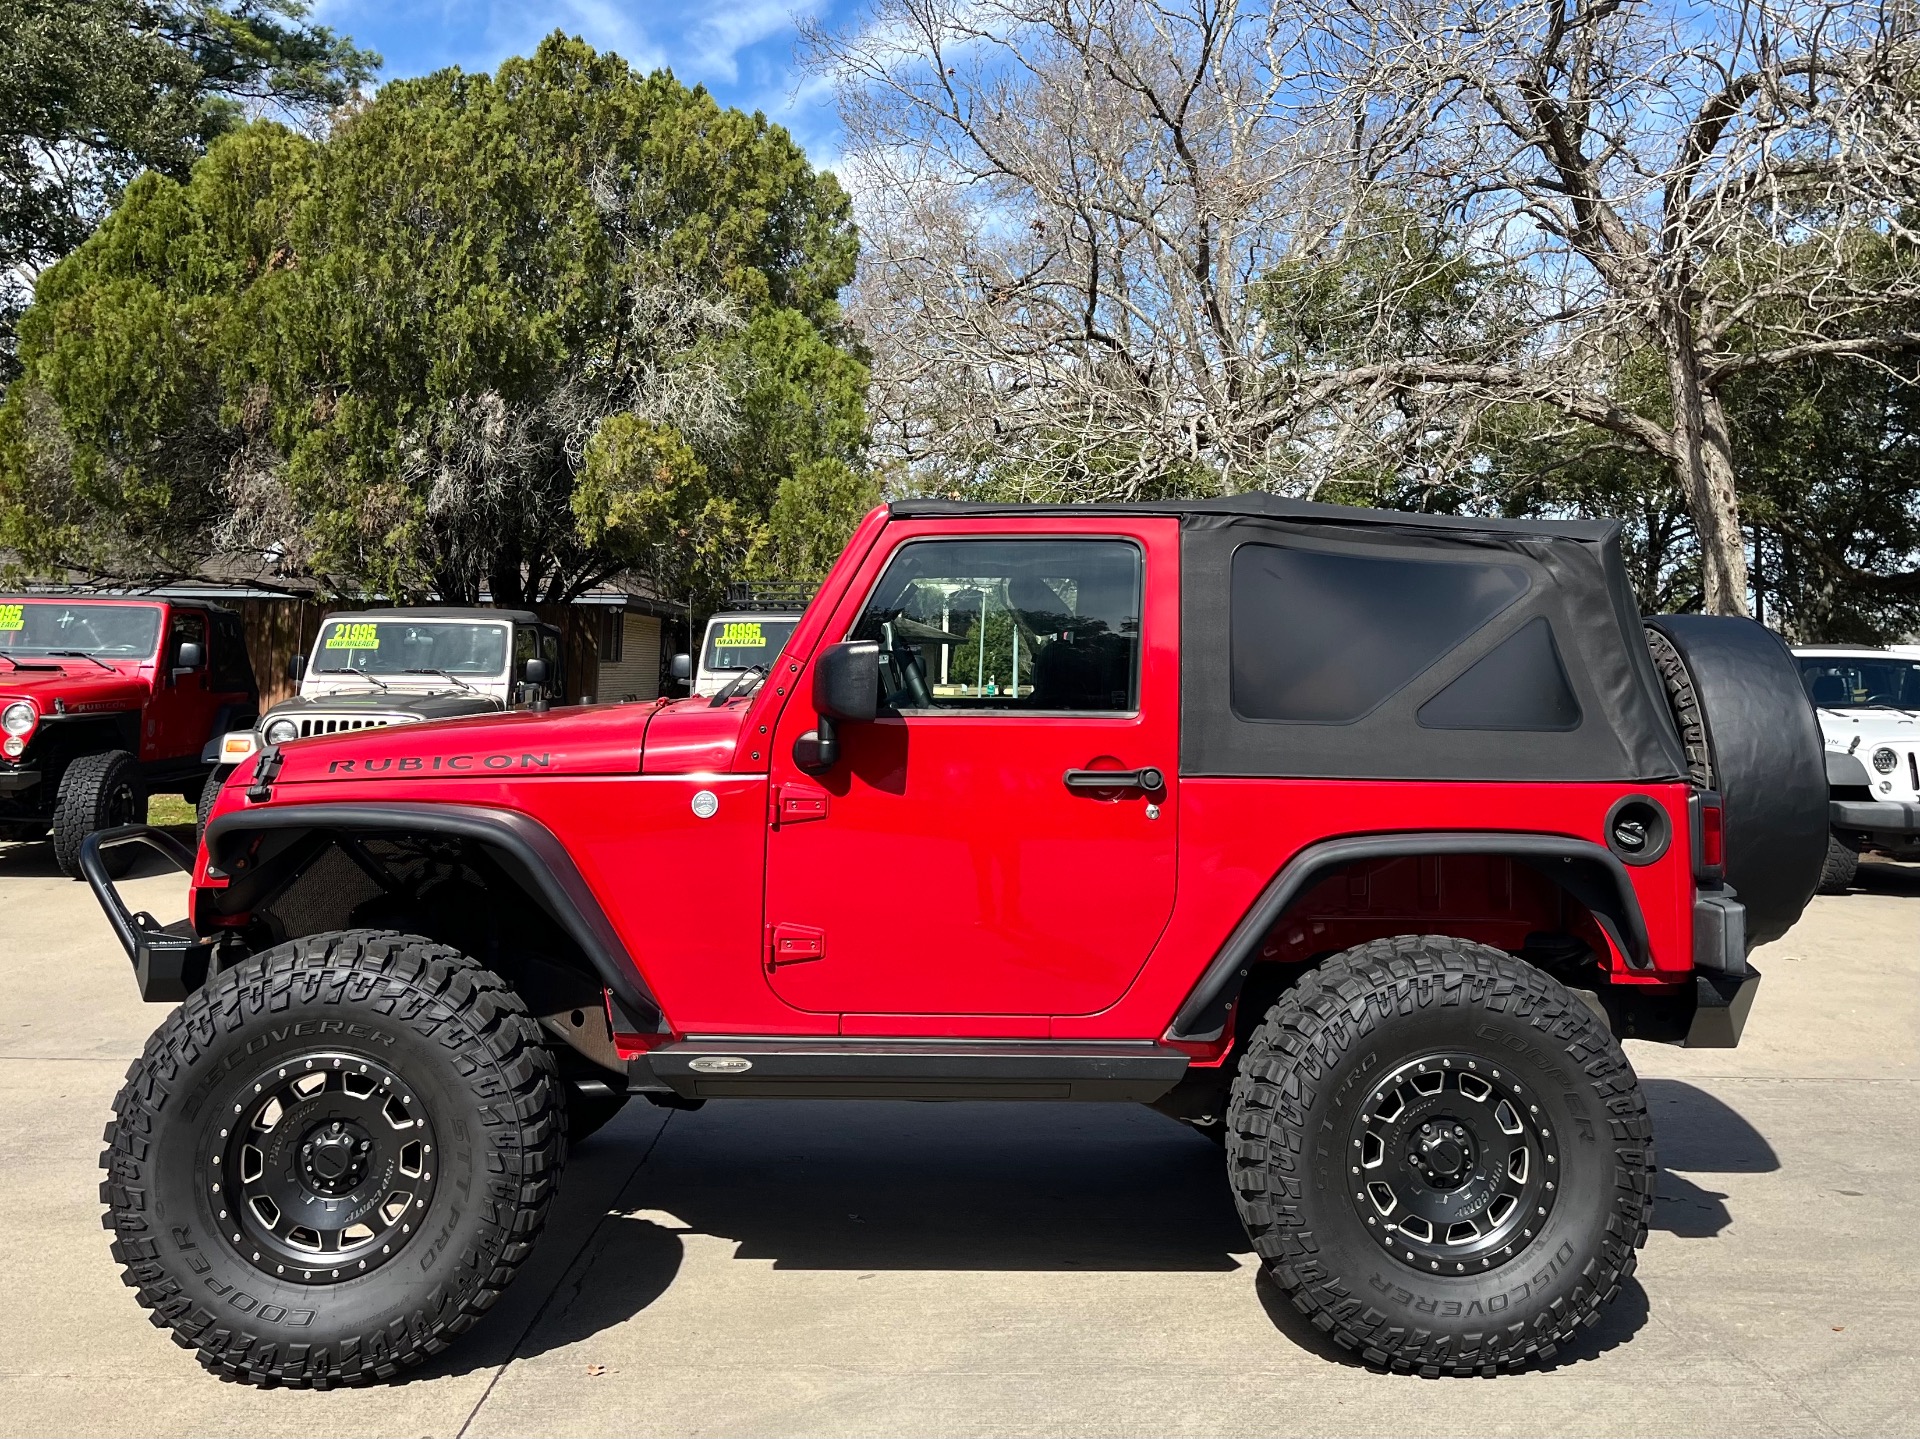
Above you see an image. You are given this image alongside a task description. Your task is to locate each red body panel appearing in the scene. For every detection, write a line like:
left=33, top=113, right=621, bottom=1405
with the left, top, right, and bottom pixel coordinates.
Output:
left=200, top=506, right=1704, bottom=1045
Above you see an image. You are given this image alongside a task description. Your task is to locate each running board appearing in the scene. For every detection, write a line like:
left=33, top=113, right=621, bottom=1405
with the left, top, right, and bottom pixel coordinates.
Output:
left=636, top=1039, right=1188, bottom=1101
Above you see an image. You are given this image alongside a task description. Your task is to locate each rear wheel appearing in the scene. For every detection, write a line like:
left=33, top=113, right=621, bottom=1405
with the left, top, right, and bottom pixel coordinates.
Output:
left=52, top=749, right=141, bottom=878
left=1819, top=832, right=1860, bottom=894
left=1227, top=936, right=1653, bottom=1376
left=100, top=930, right=565, bottom=1386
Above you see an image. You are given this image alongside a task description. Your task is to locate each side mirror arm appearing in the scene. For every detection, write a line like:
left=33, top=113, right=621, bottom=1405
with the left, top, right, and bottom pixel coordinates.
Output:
left=792, top=716, right=838, bottom=773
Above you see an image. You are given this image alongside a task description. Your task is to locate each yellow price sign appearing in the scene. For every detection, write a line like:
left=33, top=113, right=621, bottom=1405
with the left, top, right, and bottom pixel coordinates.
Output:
left=717, top=621, right=766, bottom=648
left=0, top=604, right=21, bottom=632
left=324, top=622, right=381, bottom=650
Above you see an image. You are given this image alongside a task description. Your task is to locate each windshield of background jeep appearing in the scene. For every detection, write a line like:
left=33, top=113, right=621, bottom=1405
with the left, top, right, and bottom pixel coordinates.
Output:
left=702, top=617, right=799, bottom=672
left=1799, top=657, right=1920, bottom=709
left=312, top=620, right=511, bottom=679
left=0, top=601, right=162, bottom=658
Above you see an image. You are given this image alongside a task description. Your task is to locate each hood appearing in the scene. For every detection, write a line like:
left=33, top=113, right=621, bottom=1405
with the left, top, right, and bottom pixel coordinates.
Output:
left=0, top=661, right=149, bottom=714
left=1814, top=707, right=1920, bottom=746
left=274, top=688, right=504, bottom=722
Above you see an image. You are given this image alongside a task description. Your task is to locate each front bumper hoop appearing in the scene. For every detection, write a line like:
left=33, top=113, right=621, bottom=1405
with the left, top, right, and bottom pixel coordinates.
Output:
left=80, top=824, right=213, bottom=1003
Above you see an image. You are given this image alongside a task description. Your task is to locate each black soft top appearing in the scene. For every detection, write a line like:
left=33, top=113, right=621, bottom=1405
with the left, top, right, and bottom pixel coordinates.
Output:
left=889, top=496, right=1687, bottom=783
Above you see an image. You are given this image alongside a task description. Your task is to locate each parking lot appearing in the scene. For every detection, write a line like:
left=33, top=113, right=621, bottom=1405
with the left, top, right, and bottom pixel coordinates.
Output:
left=0, top=836, right=1914, bottom=1439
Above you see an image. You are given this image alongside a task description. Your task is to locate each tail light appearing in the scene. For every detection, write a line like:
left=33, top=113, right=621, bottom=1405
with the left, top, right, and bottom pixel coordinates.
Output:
left=1694, top=793, right=1725, bottom=881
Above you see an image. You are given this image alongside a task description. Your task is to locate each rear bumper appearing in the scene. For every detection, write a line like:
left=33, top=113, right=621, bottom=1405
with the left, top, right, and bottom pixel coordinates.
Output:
left=1831, top=799, right=1920, bottom=836
left=79, top=824, right=214, bottom=1002
left=1684, top=967, right=1762, bottom=1048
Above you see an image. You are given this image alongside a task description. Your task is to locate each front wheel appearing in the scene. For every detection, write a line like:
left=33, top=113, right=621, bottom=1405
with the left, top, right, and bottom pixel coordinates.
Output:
left=195, top=765, right=231, bottom=843
left=1227, top=936, right=1654, bottom=1376
left=52, top=749, right=142, bottom=878
left=1818, top=832, right=1860, bottom=894
left=100, top=931, right=565, bottom=1386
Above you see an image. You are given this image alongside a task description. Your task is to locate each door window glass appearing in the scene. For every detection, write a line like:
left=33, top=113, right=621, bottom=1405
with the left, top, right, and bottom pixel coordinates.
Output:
left=169, top=611, right=207, bottom=668
left=851, top=539, right=1141, bottom=713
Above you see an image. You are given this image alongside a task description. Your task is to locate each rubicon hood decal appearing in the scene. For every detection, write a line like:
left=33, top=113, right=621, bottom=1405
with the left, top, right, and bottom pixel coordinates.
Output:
left=322, top=751, right=556, bottom=776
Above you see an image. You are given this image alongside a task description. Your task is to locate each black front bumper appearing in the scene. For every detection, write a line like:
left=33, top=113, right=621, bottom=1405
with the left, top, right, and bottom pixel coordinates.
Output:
left=0, top=768, right=40, bottom=793
left=1831, top=799, right=1920, bottom=836
left=80, top=824, right=215, bottom=1002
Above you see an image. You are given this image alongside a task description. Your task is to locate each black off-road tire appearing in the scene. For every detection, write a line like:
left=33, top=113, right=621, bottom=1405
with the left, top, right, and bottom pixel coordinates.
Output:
left=1227, top=936, right=1654, bottom=1377
left=100, top=930, right=565, bottom=1387
left=566, top=1087, right=630, bottom=1144
left=52, top=749, right=142, bottom=879
left=195, top=766, right=230, bottom=843
left=1818, top=832, right=1860, bottom=894
left=1644, top=628, right=1711, bottom=787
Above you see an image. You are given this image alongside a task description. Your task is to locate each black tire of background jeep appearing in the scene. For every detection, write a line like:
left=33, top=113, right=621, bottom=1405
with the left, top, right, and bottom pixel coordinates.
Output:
left=52, top=749, right=142, bottom=879
left=100, top=930, right=565, bottom=1387
left=1643, top=616, right=1827, bottom=946
left=195, top=765, right=231, bottom=843
left=1818, top=831, right=1860, bottom=894
left=1227, top=936, right=1653, bottom=1377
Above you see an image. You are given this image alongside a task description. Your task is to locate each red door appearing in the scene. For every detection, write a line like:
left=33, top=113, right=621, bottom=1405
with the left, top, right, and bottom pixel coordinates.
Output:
left=149, top=608, right=217, bottom=762
left=763, top=522, right=1181, bottom=1019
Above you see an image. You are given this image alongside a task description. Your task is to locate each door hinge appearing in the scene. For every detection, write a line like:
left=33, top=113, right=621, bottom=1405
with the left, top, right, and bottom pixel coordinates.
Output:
left=770, top=782, right=829, bottom=828
left=767, top=921, right=827, bottom=970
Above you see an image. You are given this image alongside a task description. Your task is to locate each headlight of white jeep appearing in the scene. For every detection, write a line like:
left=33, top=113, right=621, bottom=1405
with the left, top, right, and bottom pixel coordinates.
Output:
left=263, top=716, right=300, bottom=745
left=1873, top=746, right=1898, bottom=773
left=1, top=701, right=34, bottom=737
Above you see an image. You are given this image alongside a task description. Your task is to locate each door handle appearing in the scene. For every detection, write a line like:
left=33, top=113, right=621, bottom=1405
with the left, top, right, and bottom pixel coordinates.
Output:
left=1062, top=767, right=1165, bottom=794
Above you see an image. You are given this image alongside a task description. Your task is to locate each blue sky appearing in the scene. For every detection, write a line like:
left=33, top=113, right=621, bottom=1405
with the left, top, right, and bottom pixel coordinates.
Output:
left=310, top=0, right=861, bottom=168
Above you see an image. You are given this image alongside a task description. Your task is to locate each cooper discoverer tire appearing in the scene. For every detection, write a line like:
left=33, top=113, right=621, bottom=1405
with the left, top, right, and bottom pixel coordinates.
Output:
left=1227, top=936, right=1654, bottom=1377
left=1643, top=616, right=1826, bottom=946
left=99, top=930, right=564, bottom=1387
left=53, top=749, right=142, bottom=879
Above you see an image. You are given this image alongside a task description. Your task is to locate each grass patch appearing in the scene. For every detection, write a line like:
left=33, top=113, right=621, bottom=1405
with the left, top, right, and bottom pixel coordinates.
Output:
left=148, top=793, right=197, bottom=830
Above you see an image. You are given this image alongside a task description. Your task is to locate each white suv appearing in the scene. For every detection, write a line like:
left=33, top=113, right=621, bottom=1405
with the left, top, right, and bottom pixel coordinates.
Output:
left=1793, top=645, right=1920, bottom=887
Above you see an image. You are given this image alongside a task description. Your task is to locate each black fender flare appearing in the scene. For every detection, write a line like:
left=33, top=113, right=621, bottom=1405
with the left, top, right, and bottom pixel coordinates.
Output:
left=204, top=802, right=664, bottom=1032
left=1166, top=832, right=1654, bottom=1042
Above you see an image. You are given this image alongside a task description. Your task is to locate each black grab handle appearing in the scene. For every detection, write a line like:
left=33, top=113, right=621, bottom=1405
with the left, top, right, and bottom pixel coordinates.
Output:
left=1062, top=767, right=1165, bottom=794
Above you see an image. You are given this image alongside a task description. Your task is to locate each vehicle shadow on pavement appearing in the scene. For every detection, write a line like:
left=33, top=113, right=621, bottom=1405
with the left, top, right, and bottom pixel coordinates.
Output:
left=0, top=829, right=194, bottom=880
left=1642, top=1078, right=1779, bottom=1240
left=1851, top=858, right=1920, bottom=895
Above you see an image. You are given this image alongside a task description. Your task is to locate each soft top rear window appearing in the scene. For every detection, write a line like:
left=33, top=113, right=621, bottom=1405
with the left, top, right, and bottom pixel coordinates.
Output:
left=1230, top=544, right=1530, bottom=724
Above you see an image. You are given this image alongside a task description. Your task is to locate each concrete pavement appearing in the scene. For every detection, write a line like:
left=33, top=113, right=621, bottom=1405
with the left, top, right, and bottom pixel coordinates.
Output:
left=0, top=835, right=1914, bottom=1437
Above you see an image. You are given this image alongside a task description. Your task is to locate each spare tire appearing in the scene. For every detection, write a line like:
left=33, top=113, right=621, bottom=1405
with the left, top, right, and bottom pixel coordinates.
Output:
left=1644, top=615, right=1826, bottom=947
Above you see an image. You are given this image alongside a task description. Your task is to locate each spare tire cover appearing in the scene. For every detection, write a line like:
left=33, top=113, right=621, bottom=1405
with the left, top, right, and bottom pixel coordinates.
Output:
left=1644, top=614, right=1826, bottom=947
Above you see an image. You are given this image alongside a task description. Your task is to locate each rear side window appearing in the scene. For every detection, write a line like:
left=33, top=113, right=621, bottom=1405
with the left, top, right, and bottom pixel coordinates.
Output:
left=209, top=611, right=253, bottom=693
left=1230, top=544, right=1530, bottom=723
left=1417, top=616, right=1581, bottom=731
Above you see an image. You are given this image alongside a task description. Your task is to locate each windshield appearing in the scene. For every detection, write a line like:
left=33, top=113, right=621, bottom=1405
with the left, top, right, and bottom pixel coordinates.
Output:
left=1799, top=657, right=1920, bottom=710
left=312, top=619, right=510, bottom=679
left=0, top=601, right=162, bottom=658
left=701, top=616, right=799, bottom=673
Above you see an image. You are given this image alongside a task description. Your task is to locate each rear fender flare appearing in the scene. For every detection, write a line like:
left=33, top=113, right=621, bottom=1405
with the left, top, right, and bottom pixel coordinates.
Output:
left=1166, top=831, right=1654, bottom=1042
left=204, top=802, right=664, bottom=1031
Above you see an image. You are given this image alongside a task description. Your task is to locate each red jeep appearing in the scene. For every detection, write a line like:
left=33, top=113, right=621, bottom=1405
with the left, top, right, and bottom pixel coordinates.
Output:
left=0, top=596, right=258, bottom=875
left=87, top=498, right=1825, bottom=1384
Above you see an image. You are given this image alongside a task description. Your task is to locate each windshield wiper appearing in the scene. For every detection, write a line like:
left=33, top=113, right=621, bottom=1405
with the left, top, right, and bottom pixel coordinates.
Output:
left=402, top=667, right=476, bottom=693
left=46, top=650, right=112, bottom=671
left=709, top=664, right=768, bottom=707
left=314, top=667, right=388, bottom=689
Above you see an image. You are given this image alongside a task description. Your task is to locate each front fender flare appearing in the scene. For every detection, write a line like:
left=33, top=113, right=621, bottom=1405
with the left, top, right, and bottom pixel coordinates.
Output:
left=1166, top=831, right=1655, bottom=1042
left=204, top=801, right=664, bottom=1032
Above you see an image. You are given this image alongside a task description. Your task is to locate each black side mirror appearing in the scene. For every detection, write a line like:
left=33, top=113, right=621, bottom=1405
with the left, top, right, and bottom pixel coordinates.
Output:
left=287, top=654, right=307, bottom=682
left=172, top=641, right=203, bottom=679
left=795, top=641, right=881, bottom=773
left=523, top=657, right=549, bottom=688
left=814, top=641, right=880, bottom=721
left=523, top=656, right=551, bottom=714
left=668, top=653, right=692, bottom=683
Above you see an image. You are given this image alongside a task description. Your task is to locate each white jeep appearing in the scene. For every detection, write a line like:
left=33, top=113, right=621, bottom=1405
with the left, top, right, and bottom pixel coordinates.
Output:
left=199, top=608, right=562, bottom=830
left=1793, top=645, right=1920, bottom=889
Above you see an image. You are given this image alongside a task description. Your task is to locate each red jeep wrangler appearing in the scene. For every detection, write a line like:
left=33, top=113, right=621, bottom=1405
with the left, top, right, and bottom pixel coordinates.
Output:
left=87, top=498, right=1825, bottom=1384
left=0, top=596, right=258, bottom=875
